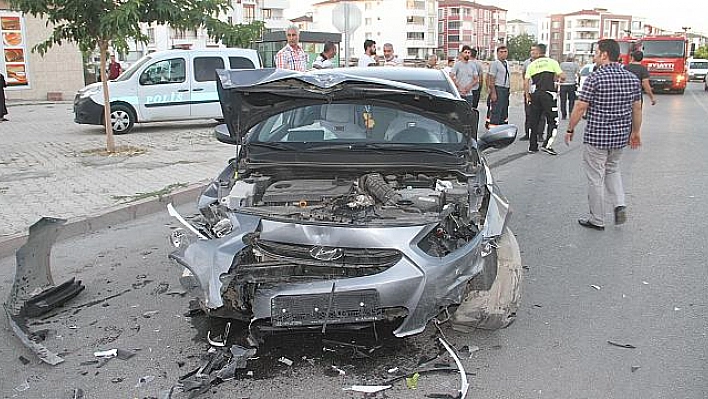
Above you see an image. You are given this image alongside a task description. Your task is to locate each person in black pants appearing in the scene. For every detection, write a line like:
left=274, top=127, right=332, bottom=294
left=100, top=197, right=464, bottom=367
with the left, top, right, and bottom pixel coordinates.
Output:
left=524, top=43, right=566, bottom=155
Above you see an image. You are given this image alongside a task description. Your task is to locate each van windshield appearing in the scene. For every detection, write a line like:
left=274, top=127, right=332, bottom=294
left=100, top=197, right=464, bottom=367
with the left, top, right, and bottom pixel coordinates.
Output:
left=689, top=61, right=708, bottom=69
left=115, top=55, right=152, bottom=82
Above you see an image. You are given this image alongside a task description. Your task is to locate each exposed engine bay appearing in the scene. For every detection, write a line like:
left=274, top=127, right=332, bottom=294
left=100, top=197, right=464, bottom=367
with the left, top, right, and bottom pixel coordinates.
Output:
left=195, top=170, right=490, bottom=257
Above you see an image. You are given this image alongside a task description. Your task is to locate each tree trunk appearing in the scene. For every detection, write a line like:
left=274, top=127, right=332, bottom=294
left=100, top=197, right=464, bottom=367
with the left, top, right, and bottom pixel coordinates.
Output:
left=99, top=41, right=116, bottom=153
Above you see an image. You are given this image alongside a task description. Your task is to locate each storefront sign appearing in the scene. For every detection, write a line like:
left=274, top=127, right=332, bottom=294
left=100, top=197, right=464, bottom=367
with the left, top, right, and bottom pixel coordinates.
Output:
left=0, top=12, right=30, bottom=89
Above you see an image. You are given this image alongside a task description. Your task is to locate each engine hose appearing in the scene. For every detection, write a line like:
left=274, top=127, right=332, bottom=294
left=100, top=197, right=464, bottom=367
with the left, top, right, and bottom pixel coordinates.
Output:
left=362, top=173, right=401, bottom=206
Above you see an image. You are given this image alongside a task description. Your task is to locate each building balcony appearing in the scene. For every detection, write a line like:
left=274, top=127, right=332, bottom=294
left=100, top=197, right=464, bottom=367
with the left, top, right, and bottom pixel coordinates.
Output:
left=264, top=17, right=289, bottom=30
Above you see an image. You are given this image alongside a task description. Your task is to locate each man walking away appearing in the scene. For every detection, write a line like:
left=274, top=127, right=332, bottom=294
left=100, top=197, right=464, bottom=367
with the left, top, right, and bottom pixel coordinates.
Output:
left=559, top=54, right=580, bottom=119
left=275, top=25, right=308, bottom=71
left=486, top=46, right=510, bottom=129
left=450, top=45, right=480, bottom=110
left=520, top=46, right=542, bottom=141
left=313, top=41, right=337, bottom=69
left=469, top=48, right=485, bottom=109
left=565, top=39, right=642, bottom=230
left=625, top=50, right=657, bottom=106
left=358, top=39, right=378, bottom=67
left=524, top=43, right=565, bottom=155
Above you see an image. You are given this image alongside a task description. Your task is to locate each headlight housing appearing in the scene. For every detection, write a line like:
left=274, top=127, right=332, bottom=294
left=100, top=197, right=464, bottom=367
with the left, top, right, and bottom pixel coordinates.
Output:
left=79, top=86, right=101, bottom=98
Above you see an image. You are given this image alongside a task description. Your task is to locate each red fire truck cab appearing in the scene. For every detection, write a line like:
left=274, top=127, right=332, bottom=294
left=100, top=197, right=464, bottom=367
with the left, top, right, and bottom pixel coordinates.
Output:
left=637, top=36, right=688, bottom=94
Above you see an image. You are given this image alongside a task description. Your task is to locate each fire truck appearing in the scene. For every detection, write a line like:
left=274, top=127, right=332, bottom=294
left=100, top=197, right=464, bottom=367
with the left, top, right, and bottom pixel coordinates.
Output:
left=636, top=36, right=689, bottom=94
left=593, top=36, right=688, bottom=94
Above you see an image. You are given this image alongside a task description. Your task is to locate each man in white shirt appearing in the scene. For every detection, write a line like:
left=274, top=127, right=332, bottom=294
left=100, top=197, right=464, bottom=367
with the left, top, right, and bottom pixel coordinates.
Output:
left=450, top=45, right=480, bottom=110
left=313, top=41, right=337, bottom=69
left=382, top=43, right=403, bottom=67
left=357, top=39, right=377, bottom=67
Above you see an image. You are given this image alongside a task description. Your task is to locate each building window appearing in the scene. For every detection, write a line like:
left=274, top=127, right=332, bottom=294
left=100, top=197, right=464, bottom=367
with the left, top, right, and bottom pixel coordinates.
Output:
left=408, top=48, right=418, bottom=57
left=438, top=21, right=444, bottom=31
left=447, top=35, right=459, bottom=42
left=566, top=32, right=571, bottom=40
left=448, top=21, right=460, bottom=30
left=147, top=27, right=155, bottom=43
left=566, top=20, right=572, bottom=29
left=406, top=0, right=425, bottom=10
left=552, top=21, right=560, bottom=29
left=365, top=32, right=372, bottom=39
left=565, top=44, right=571, bottom=52
left=551, top=32, right=560, bottom=40
left=407, top=32, right=425, bottom=40
left=407, top=16, right=424, bottom=24
left=243, top=6, right=255, bottom=22
left=450, top=7, right=459, bottom=15
left=365, top=2, right=372, bottom=10
left=365, top=18, right=372, bottom=25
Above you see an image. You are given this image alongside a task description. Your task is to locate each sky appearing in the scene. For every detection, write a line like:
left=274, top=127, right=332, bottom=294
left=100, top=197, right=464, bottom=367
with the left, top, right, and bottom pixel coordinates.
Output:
left=285, top=1, right=707, bottom=35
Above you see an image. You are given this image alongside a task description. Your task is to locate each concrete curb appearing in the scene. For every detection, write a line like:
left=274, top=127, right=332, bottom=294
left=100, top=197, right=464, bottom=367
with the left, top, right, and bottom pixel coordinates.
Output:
left=0, top=181, right=209, bottom=260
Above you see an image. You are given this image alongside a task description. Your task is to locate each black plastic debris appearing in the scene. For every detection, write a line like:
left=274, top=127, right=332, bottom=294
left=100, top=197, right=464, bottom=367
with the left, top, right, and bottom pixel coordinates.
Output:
left=66, top=388, right=84, bottom=399
left=4, top=217, right=86, bottom=366
left=18, top=355, right=31, bottom=365
left=175, top=344, right=257, bottom=397
left=607, top=340, right=636, bottom=349
left=116, top=348, right=137, bottom=360
left=631, top=366, right=641, bottom=372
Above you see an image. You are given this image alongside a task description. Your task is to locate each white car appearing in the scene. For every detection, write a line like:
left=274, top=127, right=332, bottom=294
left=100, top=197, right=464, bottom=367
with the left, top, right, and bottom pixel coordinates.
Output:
left=578, top=63, right=595, bottom=92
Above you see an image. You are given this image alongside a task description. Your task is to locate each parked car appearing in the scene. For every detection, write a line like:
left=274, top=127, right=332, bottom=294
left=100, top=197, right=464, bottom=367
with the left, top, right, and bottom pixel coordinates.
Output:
left=687, top=58, right=708, bottom=82
left=73, top=48, right=262, bottom=134
left=167, top=68, right=521, bottom=342
left=579, top=63, right=595, bottom=92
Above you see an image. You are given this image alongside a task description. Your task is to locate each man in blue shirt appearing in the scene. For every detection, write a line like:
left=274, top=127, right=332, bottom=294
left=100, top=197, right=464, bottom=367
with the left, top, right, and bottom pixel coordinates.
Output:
left=565, top=39, right=643, bottom=230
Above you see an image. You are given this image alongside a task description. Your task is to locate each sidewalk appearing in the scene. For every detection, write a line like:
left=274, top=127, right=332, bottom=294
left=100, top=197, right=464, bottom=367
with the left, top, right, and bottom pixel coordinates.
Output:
left=0, top=101, right=237, bottom=258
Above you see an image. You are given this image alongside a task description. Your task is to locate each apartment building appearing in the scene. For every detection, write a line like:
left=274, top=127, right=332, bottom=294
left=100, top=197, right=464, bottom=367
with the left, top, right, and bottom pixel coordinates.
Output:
left=311, top=0, right=438, bottom=62
left=507, top=19, right=535, bottom=38
left=437, top=0, right=507, bottom=61
left=539, top=8, right=631, bottom=63
left=133, top=0, right=290, bottom=56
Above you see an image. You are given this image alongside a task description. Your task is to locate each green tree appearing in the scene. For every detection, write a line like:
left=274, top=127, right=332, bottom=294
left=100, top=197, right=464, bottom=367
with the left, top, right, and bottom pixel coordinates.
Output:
left=9, top=0, right=263, bottom=152
left=506, top=33, right=537, bottom=62
left=694, top=46, right=708, bottom=59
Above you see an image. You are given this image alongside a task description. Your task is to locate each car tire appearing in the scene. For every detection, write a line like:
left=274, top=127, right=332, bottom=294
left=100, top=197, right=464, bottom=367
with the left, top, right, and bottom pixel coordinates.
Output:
left=109, top=104, right=135, bottom=134
left=450, top=227, right=521, bottom=331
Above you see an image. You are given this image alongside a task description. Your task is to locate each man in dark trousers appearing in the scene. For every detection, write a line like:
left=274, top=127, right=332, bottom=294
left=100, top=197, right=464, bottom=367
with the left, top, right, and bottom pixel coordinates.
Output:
left=565, top=39, right=642, bottom=229
left=524, top=43, right=565, bottom=155
left=485, top=46, right=510, bottom=128
left=625, top=50, right=657, bottom=106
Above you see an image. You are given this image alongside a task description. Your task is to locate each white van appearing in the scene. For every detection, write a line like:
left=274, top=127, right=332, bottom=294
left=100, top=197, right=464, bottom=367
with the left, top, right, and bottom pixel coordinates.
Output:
left=687, top=58, right=708, bottom=82
left=74, top=48, right=262, bottom=134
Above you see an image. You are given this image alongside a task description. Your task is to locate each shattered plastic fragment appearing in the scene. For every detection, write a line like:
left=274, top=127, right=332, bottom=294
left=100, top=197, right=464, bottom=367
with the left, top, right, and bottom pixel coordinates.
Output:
left=142, top=310, right=160, bottom=318
left=439, top=337, right=470, bottom=399
left=135, top=375, right=155, bottom=388
left=278, top=356, right=293, bottom=366
left=406, top=372, right=420, bottom=389
left=342, top=385, right=392, bottom=393
left=68, top=388, right=85, bottom=399
left=94, top=349, right=118, bottom=358
left=590, top=285, right=601, bottom=290
left=387, top=367, right=400, bottom=374
left=631, top=366, right=641, bottom=372
left=116, top=348, right=136, bottom=360
left=14, top=379, right=30, bottom=392
left=607, top=340, right=636, bottom=349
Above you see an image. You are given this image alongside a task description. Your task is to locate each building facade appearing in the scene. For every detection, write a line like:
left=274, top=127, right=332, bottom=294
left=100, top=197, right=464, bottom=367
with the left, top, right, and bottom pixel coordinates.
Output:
left=0, top=3, right=84, bottom=101
left=507, top=19, right=535, bottom=38
left=539, top=8, right=632, bottom=63
left=310, top=0, right=439, bottom=64
left=438, top=0, right=507, bottom=61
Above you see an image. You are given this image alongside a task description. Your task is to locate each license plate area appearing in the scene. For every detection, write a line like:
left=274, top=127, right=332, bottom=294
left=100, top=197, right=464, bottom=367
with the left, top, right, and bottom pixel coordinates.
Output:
left=271, top=289, right=382, bottom=327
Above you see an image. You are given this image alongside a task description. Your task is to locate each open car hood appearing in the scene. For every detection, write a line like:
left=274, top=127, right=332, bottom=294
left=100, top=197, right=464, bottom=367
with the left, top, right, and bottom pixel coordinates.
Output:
left=216, top=68, right=478, bottom=143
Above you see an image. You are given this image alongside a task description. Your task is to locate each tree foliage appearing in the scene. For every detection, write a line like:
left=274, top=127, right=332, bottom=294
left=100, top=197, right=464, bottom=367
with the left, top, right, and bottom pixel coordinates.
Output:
left=8, top=0, right=264, bottom=152
left=694, top=46, right=708, bottom=59
left=506, top=33, right=537, bottom=62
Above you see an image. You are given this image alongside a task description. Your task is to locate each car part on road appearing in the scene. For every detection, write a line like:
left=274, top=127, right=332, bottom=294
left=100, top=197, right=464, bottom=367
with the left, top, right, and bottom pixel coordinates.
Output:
left=439, top=337, right=470, bottom=399
left=4, top=217, right=86, bottom=366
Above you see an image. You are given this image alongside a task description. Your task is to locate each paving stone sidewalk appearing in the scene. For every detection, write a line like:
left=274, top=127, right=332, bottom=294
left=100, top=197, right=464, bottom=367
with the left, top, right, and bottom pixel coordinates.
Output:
left=0, top=102, right=236, bottom=239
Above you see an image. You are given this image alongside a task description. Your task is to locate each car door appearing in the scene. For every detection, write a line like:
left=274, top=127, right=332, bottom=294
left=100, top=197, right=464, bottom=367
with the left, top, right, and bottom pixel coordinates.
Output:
left=189, top=55, right=225, bottom=119
left=136, top=57, right=190, bottom=121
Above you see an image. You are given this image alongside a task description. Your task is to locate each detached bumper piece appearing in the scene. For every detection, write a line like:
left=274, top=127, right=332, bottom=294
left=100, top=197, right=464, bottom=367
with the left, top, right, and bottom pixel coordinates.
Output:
left=4, top=217, right=86, bottom=365
left=271, top=289, right=383, bottom=327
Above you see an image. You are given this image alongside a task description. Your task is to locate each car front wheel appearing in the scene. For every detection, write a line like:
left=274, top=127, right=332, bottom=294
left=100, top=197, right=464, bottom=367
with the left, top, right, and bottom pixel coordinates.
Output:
left=451, top=227, right=522, bottom=331
left=109, top=104, right=135, bottom=134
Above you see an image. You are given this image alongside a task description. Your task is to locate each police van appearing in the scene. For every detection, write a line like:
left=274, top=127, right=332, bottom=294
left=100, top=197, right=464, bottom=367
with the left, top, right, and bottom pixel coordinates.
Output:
left=74, top=48, right=262, bottom=134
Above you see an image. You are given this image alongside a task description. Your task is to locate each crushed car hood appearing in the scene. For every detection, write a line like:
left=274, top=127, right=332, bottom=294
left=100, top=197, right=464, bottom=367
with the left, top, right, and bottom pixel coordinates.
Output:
left=216, top=68, right=478, bottom=143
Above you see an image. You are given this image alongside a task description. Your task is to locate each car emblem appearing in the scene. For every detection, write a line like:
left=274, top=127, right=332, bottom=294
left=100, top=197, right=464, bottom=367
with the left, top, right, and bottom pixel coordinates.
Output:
left=309, top=246, right=344, bottom=261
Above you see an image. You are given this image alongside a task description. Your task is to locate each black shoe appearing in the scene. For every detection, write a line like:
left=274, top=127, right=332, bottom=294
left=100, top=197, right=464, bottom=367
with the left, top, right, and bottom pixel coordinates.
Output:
left=520, top=135, right=530, bottom=141
left=528, top=148, right=539, bottom=153
left=541, top=146, right=558, bottom=155
left=614, top=206, right=627, bottom=225
left=578, top=218, right=604, bottom=230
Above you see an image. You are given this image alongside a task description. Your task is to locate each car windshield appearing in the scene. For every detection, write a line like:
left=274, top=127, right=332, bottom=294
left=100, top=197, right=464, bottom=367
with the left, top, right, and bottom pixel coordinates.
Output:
left=690, top=61, right=708, bottom=69
left=641, top=40, right=685, bottom=58
left=249, top=103, right=464, bottom=146
left=115, top=55, right=152, bottom=82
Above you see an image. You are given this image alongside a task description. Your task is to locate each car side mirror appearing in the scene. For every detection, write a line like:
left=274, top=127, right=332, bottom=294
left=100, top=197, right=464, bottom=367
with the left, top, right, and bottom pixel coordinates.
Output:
left=215, top=124, right=239, bottom=145
left=477, top=124, right=517, bottom=152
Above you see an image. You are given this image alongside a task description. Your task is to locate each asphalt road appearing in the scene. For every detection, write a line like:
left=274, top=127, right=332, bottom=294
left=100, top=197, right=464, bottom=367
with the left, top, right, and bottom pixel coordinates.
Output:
left=1, top=83, right=706, bottom=398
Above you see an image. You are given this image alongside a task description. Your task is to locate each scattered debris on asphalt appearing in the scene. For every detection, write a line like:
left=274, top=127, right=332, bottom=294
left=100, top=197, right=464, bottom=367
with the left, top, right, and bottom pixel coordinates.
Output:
left=631, top=366, right=641, bottom=372
left=406, top=371, right=420, bottom=389
left=14, top=379, right=30, bottom=392
left=67, top=388, right=84, bottom=399
left=607, top=340, right=636, bottom=349
left=142, top=310, right=160, bottom=318
left=278, top=356, right=293, bottom=366
left=18, top=355, right=31, bottom=365
left=342, top=385, right=392, bottom=394
left=439, top=337, right=470, bottom=399
left=4, top=218, right=86, bottom=366
left=590, top=284, right=601, bottom=290
left=93, top=349, right=118, bottom=358
left=135, top=375, right=155, bottom=388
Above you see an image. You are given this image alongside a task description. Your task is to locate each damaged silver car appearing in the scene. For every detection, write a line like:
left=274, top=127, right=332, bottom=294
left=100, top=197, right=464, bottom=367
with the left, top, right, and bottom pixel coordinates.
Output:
left=168, top=68, right=522, bottom=339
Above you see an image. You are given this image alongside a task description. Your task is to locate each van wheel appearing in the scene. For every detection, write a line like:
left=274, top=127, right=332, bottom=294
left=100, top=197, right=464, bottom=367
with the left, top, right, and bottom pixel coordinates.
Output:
left=110, top=104, right=135, bottom=134
left=451, top=227, right=522, bottom=331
